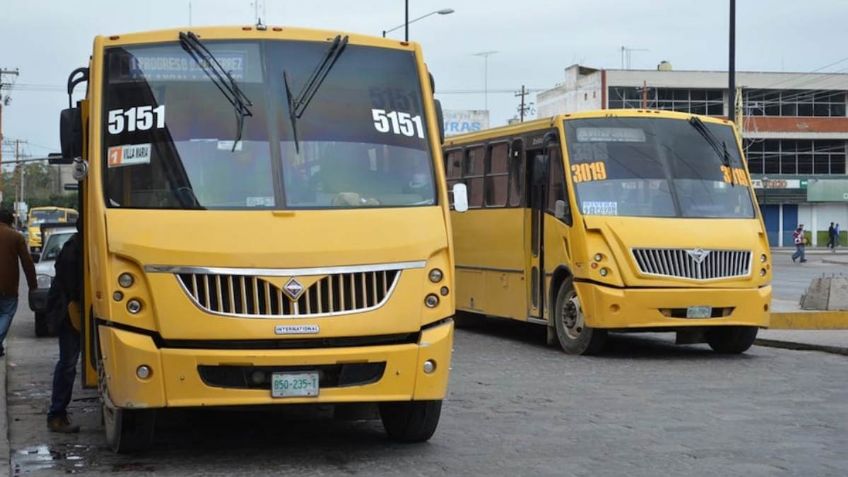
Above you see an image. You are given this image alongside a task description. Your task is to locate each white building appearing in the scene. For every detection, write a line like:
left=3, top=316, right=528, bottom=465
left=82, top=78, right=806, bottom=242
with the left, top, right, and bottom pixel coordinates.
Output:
left=538, top=63, right=848, bottom=247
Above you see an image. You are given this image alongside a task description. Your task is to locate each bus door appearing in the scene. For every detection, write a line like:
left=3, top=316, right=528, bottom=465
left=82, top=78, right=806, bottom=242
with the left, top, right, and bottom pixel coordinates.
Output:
left=525, top=144, right=549, bottom=320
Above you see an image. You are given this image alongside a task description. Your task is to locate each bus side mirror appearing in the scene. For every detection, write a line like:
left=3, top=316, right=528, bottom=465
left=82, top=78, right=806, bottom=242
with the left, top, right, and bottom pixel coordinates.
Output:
left=554, top=200, right=567, bottom=219
left=452, top=183, right=468, bottom=212
left=59, top=107, right=82, bottom=162
left=434, top=99, right=445, bottom=144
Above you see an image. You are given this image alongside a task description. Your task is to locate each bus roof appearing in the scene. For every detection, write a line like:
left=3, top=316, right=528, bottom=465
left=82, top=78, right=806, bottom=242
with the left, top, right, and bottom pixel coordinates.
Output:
left=96, top=25, right=421, bottom=53
left=443, top=109, right=735, bottom=147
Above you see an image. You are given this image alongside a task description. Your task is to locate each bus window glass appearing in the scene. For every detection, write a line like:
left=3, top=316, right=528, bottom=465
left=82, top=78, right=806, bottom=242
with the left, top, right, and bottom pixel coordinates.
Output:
left=102, top=41, right=435, bottom=210
left=508, top=143, right=525, bottom=207
left=464, top=146, right=485, bottom=208
left=564, top=117, right=755, bottom=218
left=485, top=143, right=508, bottom=207
left=546, top=148, right=566, bottom=215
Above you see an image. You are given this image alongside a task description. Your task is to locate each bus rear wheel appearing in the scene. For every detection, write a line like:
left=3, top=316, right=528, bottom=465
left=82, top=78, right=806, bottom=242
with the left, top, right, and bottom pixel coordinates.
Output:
left=554, top=279, right=607, bottom=355
left=706, top=326, right=758, bottom=354
left=379, top=400, right=442, bottom=443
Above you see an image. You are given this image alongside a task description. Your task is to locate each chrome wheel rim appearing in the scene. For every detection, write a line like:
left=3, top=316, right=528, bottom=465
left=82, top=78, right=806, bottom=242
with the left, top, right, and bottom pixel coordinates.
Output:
left=561, top=292, right=584, bottom=340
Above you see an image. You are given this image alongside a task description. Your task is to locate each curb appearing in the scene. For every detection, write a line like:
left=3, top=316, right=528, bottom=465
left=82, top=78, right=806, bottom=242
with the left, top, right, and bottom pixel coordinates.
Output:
left=821, top=259, right=848, bottom=266
left=755, top=338, right=848, bottom=356
left=0, top=356, right=8, bottom=477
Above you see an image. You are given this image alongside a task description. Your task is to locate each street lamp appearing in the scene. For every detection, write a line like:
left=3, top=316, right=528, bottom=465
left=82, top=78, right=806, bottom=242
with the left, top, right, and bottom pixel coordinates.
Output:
left=473, top=51, right=498, bottom=111
left=382, top=7, right=454, bottom=41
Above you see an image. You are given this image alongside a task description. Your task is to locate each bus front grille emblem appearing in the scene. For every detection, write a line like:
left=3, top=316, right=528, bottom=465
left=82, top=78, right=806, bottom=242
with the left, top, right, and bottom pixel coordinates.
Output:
left=686, top=249, right=711, bottom=265
left=283, top=278, right=305, bottom=300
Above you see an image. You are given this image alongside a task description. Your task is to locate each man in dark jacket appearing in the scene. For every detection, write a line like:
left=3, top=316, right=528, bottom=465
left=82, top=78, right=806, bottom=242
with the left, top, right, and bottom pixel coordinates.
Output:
left=0, top=209, right=37, bottom=357
left=46, top=218, right=82, bottom=433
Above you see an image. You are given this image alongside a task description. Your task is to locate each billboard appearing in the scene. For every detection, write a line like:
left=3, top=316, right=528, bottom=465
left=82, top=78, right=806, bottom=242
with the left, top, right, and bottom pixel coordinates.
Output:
left=443, top=110, right=489, bottom=136
left=807, top=179, right=848, bottom=202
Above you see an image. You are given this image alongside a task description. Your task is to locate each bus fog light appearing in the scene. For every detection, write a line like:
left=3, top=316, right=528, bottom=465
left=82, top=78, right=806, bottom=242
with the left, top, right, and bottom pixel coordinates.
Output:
left=251, top=370, right=266, bottom=385
left=118, top=273, right=135, bottom=288
left=428, top=268, right=444, bottom=283
left=760, top=254, right=767, bottom=263
left=423, top=359, right=436, bottom=374
left=113, top=291, right=124, bottom=302
left=127, top=299, right=142, bottom=314
left=594, top=253, right=603, bottom=262
left=136, top=365, right=152, bottom=379
left=599, top=268, right=610, bottom=277
left=440, top=286, right=449, bottom=296
left=425, top=294, right=440, bottom=308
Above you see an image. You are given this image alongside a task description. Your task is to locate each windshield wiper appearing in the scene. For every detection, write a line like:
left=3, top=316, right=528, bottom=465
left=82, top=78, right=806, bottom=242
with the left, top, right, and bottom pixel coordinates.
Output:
left=688, top=116, right=735, bottom=187
left=179, top=31, right=253, bottom=152
left=283, top=34, right=349, bottom=153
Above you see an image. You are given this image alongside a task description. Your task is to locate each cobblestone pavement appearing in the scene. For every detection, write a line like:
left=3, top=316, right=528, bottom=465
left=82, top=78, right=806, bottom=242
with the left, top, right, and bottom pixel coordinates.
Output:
left=6, top=308, right=848, bottom=476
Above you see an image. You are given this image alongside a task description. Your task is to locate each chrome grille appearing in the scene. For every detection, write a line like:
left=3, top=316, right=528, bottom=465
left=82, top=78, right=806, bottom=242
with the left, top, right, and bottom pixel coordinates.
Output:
left=632, top=248, right=751, bottom=280
left=177, top=270, right=400, bottom=318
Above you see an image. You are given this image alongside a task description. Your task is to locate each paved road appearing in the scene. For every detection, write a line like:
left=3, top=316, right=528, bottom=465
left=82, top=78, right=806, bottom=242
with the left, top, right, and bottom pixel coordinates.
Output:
left=6, top=304, right=848, bottom=476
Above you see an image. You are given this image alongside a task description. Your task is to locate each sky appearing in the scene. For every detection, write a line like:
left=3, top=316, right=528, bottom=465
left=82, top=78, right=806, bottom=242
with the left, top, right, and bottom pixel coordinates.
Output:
left=1, top=0, right=847, bottom=159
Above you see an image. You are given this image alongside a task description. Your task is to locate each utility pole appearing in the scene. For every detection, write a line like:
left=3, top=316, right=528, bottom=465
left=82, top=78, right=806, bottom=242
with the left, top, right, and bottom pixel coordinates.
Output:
left=516, top=85, right=527, bottom=122
left=0, top=68, right=21, bottom=165
left=728, top=0, right=736, bottom=122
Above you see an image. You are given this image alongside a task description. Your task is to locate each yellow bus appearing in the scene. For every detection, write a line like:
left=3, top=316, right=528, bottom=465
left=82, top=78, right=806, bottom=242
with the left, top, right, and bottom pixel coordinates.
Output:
left=444, top=110, right=771, bottom=355
left=26, top=206, right=78, bottom=252
left=57, top=25, right=458, bottom=452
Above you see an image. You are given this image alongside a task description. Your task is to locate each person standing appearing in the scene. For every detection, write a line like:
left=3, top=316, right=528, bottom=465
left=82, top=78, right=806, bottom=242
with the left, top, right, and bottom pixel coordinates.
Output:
left=791, top=224, right=807, bottom=263
left=827, top=222, right=835, bottom=250
left=0, top=209, right=37, bottom=357
left=46, top=219, right=83, bottom=433
left=833, top=223, right=841, bottom=252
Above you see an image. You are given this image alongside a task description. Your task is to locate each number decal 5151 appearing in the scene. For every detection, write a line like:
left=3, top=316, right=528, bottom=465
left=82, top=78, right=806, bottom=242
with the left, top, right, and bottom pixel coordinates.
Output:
left=108, top=105, right=166, bottom=135
left=372, top=109, right=425, bottom=139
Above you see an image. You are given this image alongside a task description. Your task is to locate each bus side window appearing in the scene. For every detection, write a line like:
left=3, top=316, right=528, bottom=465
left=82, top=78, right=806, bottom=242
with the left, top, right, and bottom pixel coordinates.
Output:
left=485, top=143, right=509, bottom=207
left=546, top=147, right=571, bottom=224
left=444, top=149, right=463, bottom=207
left=508, top=139, right=525, bottom=207
left=464, top=146, right=485, bottom=208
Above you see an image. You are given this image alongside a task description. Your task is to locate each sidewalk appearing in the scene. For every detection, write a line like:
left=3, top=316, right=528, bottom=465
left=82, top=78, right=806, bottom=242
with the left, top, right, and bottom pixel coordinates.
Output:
left=771, top=247, right=848, bottom=266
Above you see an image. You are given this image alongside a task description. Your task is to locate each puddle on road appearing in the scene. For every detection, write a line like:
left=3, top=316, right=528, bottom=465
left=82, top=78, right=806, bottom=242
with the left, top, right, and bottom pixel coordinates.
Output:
left=13, top=444, right=92, bottom=475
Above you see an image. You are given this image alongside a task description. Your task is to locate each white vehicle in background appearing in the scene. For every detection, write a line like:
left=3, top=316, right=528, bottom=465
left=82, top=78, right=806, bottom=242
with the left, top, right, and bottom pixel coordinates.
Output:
left=28, top=227, right=76, bottom=336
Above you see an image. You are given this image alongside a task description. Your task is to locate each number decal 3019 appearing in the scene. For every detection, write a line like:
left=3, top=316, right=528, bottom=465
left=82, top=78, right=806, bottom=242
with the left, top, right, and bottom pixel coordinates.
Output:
left=372, top=109, right=424, bottom=139
left=108, top=105, right=166, bottom=135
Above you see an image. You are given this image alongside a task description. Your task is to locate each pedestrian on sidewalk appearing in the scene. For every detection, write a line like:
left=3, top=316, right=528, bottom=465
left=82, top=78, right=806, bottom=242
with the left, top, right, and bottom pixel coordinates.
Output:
left=827, top=222, right=835, bottom=250
left=46, top=218, right=82, bottom=433
left=834, top=223, right=841, bottom=252
left=792, top=224, right=807, bottom=263
left=0, top=209, right=37, bottom=357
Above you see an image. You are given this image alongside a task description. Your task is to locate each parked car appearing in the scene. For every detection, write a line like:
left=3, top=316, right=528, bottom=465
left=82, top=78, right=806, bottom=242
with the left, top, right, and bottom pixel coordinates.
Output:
left=28, top=227, right=75, bottom=337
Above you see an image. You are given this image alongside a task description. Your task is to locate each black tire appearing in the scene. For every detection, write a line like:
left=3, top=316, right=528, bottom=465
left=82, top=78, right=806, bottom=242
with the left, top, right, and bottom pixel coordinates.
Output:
left=553, top=278, right=607, bottom=355
left=103, top=400, right=156, bottom=453
left=34, top=312, right=49, bottom=337
left=379, top=400, right=442, bottom=443
left=706, top=326, right=758, bottom=354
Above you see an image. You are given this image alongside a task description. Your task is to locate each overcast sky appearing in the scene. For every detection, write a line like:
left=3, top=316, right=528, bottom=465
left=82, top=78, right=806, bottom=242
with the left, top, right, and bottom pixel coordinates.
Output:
left=2, top=0, right=847, bottom=158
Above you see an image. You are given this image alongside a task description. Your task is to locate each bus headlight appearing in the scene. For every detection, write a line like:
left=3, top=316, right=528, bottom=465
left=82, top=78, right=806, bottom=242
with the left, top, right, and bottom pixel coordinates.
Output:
left=760, top=254, right=768, bottom=263
left=760, top=268, right=767, bottom=277
left=127, top=299, right=143, bottom=314
left=599, top=268, right=610, bottom=277
left=36, top=274, right=52, bottom=289
left=118, top=273, right=135, bottom=288
left=428, top=268, right=444, bottom=283
left=424, top=294, right=440, bottom=308
left=593, top=253, right=604, bottom=262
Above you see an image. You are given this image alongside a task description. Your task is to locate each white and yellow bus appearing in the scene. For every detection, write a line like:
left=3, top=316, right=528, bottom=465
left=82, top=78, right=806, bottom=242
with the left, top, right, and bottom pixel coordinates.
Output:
left=57, top=26, right=458, bottom=452
left=444, top=110, right=771, bottom=355
left=26, top=206, right=78, bottom=252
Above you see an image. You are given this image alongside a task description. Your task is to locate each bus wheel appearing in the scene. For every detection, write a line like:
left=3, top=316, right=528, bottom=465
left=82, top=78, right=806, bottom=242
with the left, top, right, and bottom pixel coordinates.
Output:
left=102, top=399, right=156, bottom=453
left=379, top=400, right=442, bottom=443
left=554, top=279, right=607, bottom=355
left=34, top=312, right=49, bottom=337
left=706, top=326, right=758, bottom=354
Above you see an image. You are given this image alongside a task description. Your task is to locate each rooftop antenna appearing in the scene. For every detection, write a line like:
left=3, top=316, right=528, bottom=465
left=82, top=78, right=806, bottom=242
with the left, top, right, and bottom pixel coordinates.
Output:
left=620, top=46, right=649, bottom=70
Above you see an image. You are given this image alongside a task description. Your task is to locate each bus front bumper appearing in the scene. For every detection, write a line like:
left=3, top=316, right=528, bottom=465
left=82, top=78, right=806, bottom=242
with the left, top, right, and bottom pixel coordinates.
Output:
left=574, top=282, right=771, bottom=330
left=97, top=320, right=453, bottom=409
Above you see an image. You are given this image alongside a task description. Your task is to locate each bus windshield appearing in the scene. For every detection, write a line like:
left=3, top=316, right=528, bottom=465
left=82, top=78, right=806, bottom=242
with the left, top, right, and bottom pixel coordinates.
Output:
left=102, top=39, right=435, bottom=210
left=564, top=117, right=755, bottom=218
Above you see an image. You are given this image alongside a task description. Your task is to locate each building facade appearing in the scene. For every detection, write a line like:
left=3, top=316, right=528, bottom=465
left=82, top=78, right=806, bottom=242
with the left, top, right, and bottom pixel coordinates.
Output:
left=537, top=64, right=848, bottom=247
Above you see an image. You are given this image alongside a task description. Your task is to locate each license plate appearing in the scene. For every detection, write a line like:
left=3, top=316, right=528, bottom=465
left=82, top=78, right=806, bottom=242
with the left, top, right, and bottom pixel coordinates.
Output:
left=271, top=372, right=319, bottom=398
left=686, top=306, right=713, bottom=319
